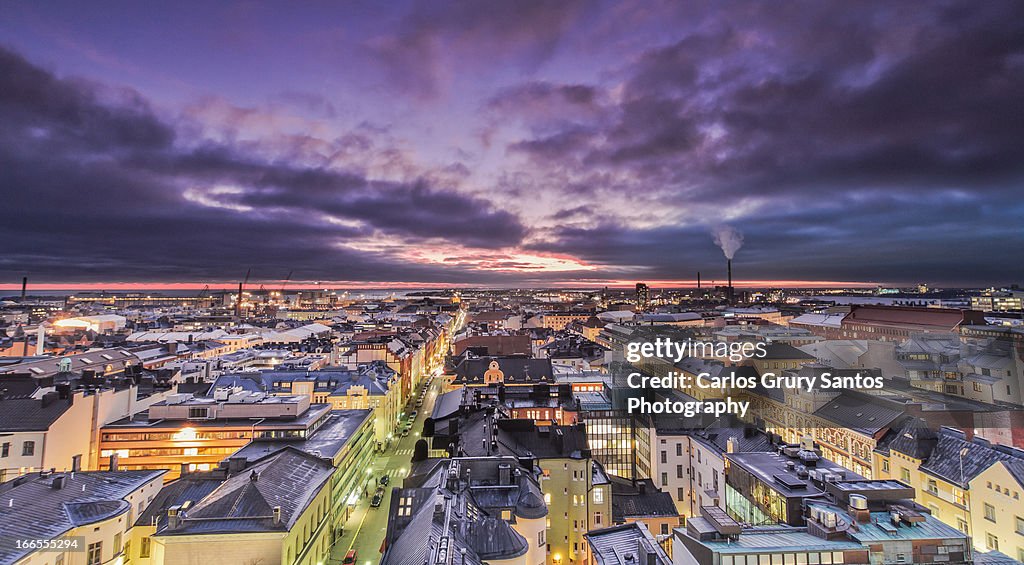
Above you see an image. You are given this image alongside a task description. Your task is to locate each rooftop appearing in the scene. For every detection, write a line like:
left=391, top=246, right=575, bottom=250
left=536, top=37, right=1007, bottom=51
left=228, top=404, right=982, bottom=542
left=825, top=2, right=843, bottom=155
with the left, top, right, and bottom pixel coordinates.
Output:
left=585, top=522, right=671, bottom=565
left=229, top=409, right=372, bottom=463
left=0, top=470, right=165, bottom=564
left=726, top=451, right=863, bottom=498
left=155, top=447, right=333, bottom=536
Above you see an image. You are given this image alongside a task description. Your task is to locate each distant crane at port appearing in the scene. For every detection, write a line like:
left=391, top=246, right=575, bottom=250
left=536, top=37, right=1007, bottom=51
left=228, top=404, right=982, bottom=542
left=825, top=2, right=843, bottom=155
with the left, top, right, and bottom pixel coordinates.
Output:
left=279, top=271, right=292, bottom=294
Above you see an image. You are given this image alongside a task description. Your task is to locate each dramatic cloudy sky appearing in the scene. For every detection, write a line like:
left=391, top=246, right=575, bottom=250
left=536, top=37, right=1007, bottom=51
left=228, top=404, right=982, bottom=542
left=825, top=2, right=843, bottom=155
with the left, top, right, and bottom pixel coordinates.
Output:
left=1, top=1, right=1022, bottom=288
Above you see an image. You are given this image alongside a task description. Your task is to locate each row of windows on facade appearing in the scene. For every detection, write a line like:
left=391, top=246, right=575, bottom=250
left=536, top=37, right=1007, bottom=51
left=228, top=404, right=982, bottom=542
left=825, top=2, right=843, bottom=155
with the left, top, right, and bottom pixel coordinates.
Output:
left=660, top=467, right=719, bottom=488
left=0, top=441, right=34, bottom=457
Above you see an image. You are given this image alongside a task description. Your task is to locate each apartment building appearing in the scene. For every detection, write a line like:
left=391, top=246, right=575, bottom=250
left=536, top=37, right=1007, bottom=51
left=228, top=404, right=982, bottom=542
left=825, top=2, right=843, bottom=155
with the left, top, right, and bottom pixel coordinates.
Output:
left=873, top=421, right=1024, bottom=553
left=649, top=427, right=771, bottom=519
left=99, top=390, right=331, bottom=480
left=142, top=448, right=334, bottom=565
left=426, top=412, right=613, bottom=564
left=382, top=457, right=548, bottom=565
left=0, top=469, right=166, bottom=565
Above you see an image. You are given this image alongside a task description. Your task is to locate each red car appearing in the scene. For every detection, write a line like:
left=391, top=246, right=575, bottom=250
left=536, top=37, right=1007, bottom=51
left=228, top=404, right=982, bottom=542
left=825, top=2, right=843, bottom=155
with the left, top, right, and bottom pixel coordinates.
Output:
left=342, top=550, right=357, bottom=565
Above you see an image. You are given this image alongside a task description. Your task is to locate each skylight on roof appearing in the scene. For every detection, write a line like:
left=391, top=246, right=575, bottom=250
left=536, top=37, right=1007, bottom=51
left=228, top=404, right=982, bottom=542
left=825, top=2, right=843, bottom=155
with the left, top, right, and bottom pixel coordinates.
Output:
left=80, top=357, right=94, bottom=364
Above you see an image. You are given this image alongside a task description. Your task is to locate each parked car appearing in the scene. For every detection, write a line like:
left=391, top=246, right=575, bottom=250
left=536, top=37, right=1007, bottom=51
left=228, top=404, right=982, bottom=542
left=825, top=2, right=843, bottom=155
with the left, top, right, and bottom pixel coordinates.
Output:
left=343, top=550, right=357, bottom=565
left=371, top=489, right=384, bottom=507
left=379, top=474, right=390, bottom=486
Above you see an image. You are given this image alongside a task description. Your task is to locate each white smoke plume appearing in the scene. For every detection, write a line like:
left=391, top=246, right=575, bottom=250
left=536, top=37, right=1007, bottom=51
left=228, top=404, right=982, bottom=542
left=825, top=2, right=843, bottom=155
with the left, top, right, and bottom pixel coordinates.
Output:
left=712, top=225, right=744, bottom=259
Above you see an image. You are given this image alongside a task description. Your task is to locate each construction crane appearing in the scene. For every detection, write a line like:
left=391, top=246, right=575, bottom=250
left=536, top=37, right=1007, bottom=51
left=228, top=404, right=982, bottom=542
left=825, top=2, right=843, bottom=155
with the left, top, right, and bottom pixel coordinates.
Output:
left=236, top=269, right=251, bottom=318
left=196, top=284, right=210, bottom=307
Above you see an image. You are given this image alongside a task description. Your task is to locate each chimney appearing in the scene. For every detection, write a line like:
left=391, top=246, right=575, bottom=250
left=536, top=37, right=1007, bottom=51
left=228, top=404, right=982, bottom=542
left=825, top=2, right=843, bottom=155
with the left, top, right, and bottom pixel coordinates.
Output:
left=36, top=325, right=45, bottom=356
left=180, top=463, right=189, bottom=477
left=638, top=539, right=658, bottom=565
left=272, top=506, right=282, bottom=525
left=250, top=470, right=259, bottom=482
left=727, top=437, right=738, bottom=454
left=227, top=457, right=247, bottom=474
left=51, top=475, right=67, bottom=490
left=498, top=463, right=511, bottom=486
left=447, top=462, right=460, bottom=491
left=40, top=391, right=59, bottom=408
left=167, top=507, right=181, bottom=530
left=727, top=259, right=733, bottom=304
left=108, top=453, right=119, bottom=472
left=20, top=277, right=27, bottom=301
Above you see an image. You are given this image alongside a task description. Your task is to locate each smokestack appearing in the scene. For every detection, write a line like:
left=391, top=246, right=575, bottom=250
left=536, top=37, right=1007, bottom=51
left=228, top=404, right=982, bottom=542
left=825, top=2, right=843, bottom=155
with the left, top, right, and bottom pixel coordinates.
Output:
left=728, top=259, right=733, bottom=304
left=236, top=282, right=243, bottom=318
left=697, top=271, right=701, bottom=290
left=20, top=277, right=27, bottom=301
left=712, top=225, right=743, bottom=306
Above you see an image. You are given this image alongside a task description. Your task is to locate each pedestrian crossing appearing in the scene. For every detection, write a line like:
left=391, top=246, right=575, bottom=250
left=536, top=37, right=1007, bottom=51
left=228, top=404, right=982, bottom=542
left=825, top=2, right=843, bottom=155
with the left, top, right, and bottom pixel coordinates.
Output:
left=381, top=468, right=403, bottom=477
left=394, top=448, right=413, bottom=456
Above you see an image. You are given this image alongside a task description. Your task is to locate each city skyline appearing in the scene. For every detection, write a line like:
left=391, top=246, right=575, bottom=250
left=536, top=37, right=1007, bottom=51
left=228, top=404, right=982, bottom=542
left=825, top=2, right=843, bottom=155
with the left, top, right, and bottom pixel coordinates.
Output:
left=2, top=1, right=1023, bottom=287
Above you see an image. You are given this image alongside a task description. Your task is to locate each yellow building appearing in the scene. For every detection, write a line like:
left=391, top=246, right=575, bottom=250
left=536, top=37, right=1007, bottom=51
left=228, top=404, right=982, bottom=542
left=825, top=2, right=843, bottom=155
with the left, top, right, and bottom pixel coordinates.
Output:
left=968, top=461, right=1024, bottom=560
left=228, top=409, right=377, bottom=537
left=141, top=447, right=335, bottom=565
left=542, top=313, right=594, bottom=332
left=541, top=453, right=613, bottom=565
left=872, top=421, right=1024, bottom=553
left=250, top=363, right=402, bottom=449
left=1, top=469, right=165, bottom=565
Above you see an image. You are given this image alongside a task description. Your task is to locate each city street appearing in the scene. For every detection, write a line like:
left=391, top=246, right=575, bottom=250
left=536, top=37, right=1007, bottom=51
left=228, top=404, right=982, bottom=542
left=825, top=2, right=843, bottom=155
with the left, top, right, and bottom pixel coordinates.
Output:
left=329, top=375, right=444, bottom=565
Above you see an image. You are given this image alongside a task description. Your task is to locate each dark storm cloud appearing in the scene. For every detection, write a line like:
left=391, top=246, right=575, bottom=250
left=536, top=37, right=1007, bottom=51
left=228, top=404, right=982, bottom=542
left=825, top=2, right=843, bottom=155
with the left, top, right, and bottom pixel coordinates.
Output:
left=530, top=191, right=1023, bottom=286
left=498, top=0, right=1024, bottom=284
left=3, top=0, right=1023, bottom=287
left=0, top=47, right=174, bottom=153
left=0, top=45, right=525, bottom=283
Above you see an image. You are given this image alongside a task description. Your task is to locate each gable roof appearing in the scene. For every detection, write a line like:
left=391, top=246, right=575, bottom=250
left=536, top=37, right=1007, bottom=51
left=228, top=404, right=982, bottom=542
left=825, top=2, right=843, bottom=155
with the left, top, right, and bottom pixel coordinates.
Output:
left=157, top=447, right=333, bottom=535
left=0, top=470, right=164, bottom=564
